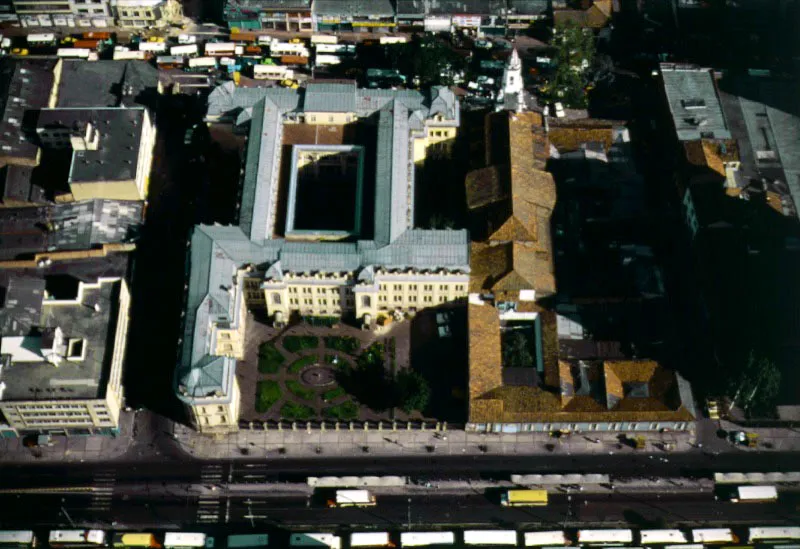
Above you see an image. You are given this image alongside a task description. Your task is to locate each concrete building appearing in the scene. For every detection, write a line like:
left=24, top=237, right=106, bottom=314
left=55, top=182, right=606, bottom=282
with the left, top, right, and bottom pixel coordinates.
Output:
left=313, top=0, right=396, bottom=33
left=395, top=0, right=548, bottom=34
left=224, top=0, right=312, bottom=31
left=0, top=248, right=133, bottom=436
left=111, top=0, right=182, bottom=28
left=178, top=81, right=468, bottom=434
left=13, top=0, right=114, bottom=28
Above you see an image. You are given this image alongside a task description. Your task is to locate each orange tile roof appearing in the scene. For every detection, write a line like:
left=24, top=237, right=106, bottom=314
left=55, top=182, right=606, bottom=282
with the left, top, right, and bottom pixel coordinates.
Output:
left=547, top=126, right=615, bottom=153
left=469, top=242, right=556, bottom=296
left=467, top=303, right=504, bottom=400
left=683, top=139, right=739, bottom=177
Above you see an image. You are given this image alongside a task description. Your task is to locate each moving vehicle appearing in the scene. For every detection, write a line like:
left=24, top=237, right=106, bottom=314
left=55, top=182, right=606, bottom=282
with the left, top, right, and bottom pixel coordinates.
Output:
left=500, top=489, right=548, bottom=507
left=113, top=534, right=161, bottom=548
left=139, top=41, right=166, bottom=53
left=327, top=489, right=376, bottom=508
left=523, top=531, right=568, bottom=546
left=170, top=44, right=197, bottom=56
left=57, top=48, right=91, bottom=58
left=205, top=42, right=235, bottom=56
left=311, top=34, right=337, bottom=45
left=691, top=529, right=737, bottom=544
left=463, top=531, right=517, bottom=546
left=350, top=532, right=391, bottom=547
left=289, top=534, right=340, bottom=549
left=280, top=78, right=299, bottom=89
left=641, top=530, right=689, bottom=545
left=747, top=527, right=800, bottom=543
left=49, top=531, right=106, bottom=548
left=163, top=534, right=208, bottom=549
left=399, top=532, right=455, bottom=547
left=10, top=48, right=28, bottom=56
left=226, top=535, right=268, bottom=549
left=26, top=33, right=56, bottom=45
left=578, top=529, right=634, bottom=545
left=706, top=398, right=720, bottom=419
left=731, top=485, right=778, bottom=503
left=0, top=531, right=36, bottom=548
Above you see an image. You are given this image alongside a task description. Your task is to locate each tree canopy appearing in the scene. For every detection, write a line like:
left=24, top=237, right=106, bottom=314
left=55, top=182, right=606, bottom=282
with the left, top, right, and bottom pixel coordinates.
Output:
left=727, top=352, right=781, bottom=417
left=541, top=21, right=596, bottom=108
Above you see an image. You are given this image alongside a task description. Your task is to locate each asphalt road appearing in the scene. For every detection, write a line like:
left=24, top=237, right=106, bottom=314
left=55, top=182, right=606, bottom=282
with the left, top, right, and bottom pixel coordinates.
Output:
left=1, top=490, right=798, bottom=530
left=1, top=450, right=800, bottom=489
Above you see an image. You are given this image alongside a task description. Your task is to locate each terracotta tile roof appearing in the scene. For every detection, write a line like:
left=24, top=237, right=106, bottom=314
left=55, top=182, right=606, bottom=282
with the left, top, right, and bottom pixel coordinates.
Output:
left=465, top=165, right=506, bottom=210
left=469, top=242, right=556, bottom=297
left=683, top=139, right=739, bottom=177
left=467, top=302, right=696, bottom=424
left=547, top=126, right=615, bottom=153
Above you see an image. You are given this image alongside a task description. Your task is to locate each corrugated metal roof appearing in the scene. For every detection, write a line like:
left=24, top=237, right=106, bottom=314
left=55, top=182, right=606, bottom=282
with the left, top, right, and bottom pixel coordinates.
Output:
left=303, top=82, right=357, bottom=113
left=660, top=64, right=731, bottom=141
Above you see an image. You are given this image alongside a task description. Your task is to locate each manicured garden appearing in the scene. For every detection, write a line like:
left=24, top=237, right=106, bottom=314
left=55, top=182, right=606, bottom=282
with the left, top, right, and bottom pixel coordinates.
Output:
left=288, top=354, right=318, bottom=373
left=258, top=342, right=285, bottom=374
left=282, top=335, right=319, bottom=353
left=255, top=380, right=281, bottom=413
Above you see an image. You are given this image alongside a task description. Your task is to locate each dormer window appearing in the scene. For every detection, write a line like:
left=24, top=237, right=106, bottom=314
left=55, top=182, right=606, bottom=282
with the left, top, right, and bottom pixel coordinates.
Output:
left=682, top=98, right=706, bottom=109
left=67, top=338, right=85, bottom=361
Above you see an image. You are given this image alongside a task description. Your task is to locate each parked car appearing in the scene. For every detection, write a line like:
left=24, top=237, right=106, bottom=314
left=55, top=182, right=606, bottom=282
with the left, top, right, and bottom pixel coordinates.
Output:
left=280, top=78, right=299, bottom=89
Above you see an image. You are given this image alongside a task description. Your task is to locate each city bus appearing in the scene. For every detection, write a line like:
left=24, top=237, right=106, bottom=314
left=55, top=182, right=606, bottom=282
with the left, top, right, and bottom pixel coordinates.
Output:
left=640, top=530, right=689, bottom=545
left=113, top=534, right=160, bottom=548
left=328, top=489, right=376, bottom=508
left=501, top=489, right=548, bottom=507
left=0, top=531, right=36, bottom=548
left=399, top=532, right=454, bottom=547
left=350, top=533, right=391, bottom=547
left=163, top=534, right=208, bottom=549
left=463, top=531, right=517, bottom=546
left=691, top=529, right=737, bottom=544
left=747, top=527, right=800, bottom=543
left=731, top=485, right=779, bottom=503
left=49, top=532, right=106, bottom=548
left=524, top=531, right=568, bottom=546
left=226, top=535, right=268, bottom=549
left=578, top=530, right=634, bottom=545
left=289, top=534, right=340, bottom=549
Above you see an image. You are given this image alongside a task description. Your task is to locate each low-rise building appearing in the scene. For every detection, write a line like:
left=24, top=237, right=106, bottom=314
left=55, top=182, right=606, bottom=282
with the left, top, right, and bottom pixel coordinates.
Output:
left=0, top=247, right=133, bottom=436
left=111, top=0, right=182, bottom=28
left=224, top=0, right=312, bottom=31
left=396, top=0, right=547, bottom=34
left=178, top=81, right=468, bottom=434
left=13, top=0, right=113, bottom=28
left=313, top=0, right=396, bottom=32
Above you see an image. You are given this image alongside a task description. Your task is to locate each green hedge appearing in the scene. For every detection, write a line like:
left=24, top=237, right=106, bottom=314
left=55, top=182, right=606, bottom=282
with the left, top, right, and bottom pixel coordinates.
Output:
left=322, top=387, right=346, bottom=401
left=323, top=400, right=359, bottom=420
left=324, top=336, right=360, bottom=354
left=288, top=354, right=318, bottom=373
left=286, top=380, right=316, bottom=401
left=258, top=342, right=285, bottom=374
left=283, top=335, right=319, bottom=353
left=255, top=380, right=281, bottom=413
left=280, top=402, right=315, bottom=420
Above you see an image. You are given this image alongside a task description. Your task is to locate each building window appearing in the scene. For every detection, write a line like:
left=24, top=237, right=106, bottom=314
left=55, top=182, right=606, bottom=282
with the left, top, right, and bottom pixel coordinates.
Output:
left=394, top=295, right=402, bottom=302
left=319, top=299, right=327, bottom=306
left=423, top=284, right=433, bottom=291
left=409, top=284, right=417, bottom=291
left=409, top=295, right=416, bottom=302
left=361, top=296, right=371, bottom=307
left=439, top=296, right=446, bottom=303
left=394, top=284, right=402, bottom=291
left=328, top=116, right=334, bottom=123
left=272, top=293, right=281, bottom=305
left=455, top=285, right=464, bottom=292
left=423, top=296, right=432, bottom=303
left=439, top=284, right=448, bottom=291
left=379, top=284, right=386, bottom=291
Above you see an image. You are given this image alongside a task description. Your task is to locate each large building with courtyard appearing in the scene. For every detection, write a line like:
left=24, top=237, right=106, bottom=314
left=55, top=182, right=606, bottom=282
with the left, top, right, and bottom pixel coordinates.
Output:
left=177, top=81, right=470, bottom=434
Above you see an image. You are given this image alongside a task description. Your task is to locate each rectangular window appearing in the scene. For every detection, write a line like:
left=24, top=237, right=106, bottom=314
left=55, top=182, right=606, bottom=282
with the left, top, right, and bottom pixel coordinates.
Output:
left=423, top=296, right=432, bottom=303
left=394, top=295, right=402, bottom=302
left=424, top=284, right=433, bottom=291
left=439, top=296, right=446, bottom=303
left=439, top=284, right=448, bottom=291
left=409, top=284, right=417, bottom=291
left=394, top=284, right=402, bottom=291
left=409, top=295, right=416, bottom=302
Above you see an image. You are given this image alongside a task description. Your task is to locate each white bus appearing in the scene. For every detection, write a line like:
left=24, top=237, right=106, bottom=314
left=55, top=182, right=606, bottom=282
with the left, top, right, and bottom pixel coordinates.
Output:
left=578, top=530, right=634, bottom=545
left=289, top=534, right=340, bottom=549
left=315, top=54, right=341, bottom=66
left=0, top=531, right=36, bottom=548
left=139, top=41, right=167, bottom=53
left=163, top=534, right=207, bottom=548
left=204, top=42, right=235, bottom=56
left=524, top=531, right=568, bottom=546
left=49, top=531, right=105, bottom=548
left=314, top=43, right=356, bottom=55
left=748, top=527, right=800, bottom=543
left=640, top=530, right=689, bottom=545
left=170, top=44, right=198, bottom=56
left=188, top=57, right=217, bottom=69
left=269, top=41, right=309, bottom=57
left=463, top=531, right=517, bottom=546
left=399, top=532, right=454, bottom=547
left=329, top=490, right=376, bottom=508
left=732, top=485, right=779, bottom=502
left=57, top=48, right=91, bottom=58
left=690, top=529, right=736, bottom=544
left=379, top=36, right=407, bottom=45
left=310, top=34, right=337, bottom=45
left=27, top=33, right=56, bottom=44
left=350, top=533, right=391, bottom=547
left=253, top=64, right=292, bottom=80
left=114, top=50, right=147, bottom=60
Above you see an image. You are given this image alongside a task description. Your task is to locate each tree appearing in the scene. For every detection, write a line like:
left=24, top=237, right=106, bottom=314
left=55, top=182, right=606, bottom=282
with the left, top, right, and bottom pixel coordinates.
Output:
left=502, top=330, right=535, bottom=368
left=395, top=370, right=431, bottom=414
left=727, top=352, right=781, bottom=417
left=398, top=34, right=467, bottom=88
left=541, top=21, right=596, bottom=108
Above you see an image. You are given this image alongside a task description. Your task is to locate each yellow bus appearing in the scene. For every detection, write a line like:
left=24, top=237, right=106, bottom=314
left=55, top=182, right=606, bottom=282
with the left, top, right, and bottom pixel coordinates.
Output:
left=500, top=489, right=548, bottom=507
left=113, top=534, right=161, bottom=549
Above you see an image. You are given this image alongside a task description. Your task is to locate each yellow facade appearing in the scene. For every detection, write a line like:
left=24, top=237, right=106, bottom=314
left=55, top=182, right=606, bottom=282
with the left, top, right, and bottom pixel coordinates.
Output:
left=304, top=112, right=355, bottom=125
left=70, top=180, right=142, bottom=202
left=190, top=378, right=241, bottom=434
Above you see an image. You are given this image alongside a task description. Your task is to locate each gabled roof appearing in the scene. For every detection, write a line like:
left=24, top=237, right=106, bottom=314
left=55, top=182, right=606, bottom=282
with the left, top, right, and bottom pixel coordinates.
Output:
left=469, top=241, right=555, bottom=296
left=660, top=64, right=731, bottom=141
left=304, top=82, right=357, bottom=113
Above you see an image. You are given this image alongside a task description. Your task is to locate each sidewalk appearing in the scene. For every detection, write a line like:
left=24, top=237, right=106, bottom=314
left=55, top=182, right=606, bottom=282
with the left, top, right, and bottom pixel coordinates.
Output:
left=172, top=422, right=699, bottom=460
left=0, top=410, right=136, bottom=464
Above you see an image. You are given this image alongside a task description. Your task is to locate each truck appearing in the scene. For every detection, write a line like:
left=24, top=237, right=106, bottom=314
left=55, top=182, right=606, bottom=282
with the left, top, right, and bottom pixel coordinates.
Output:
left=523, top=532, right=567, bottom=547
left=730, top=485, right=778, bottom=502
left=114, top=49, right=147, bottom=60
left=73, top=39, right=100, bottom=50
left=279, top=55, right=308, bottom=67
left=170, top=44, right=197, bottom=56
left=83, top=31, right=110, bottom=40
left=315, top=43, right=355, bottom=55
left=289, top=534, right=340, bottom=549
left=270, top=40, right=309, bottom=57
left=229, top=30, right=259, bottom=43
left=350, top=533, right=391, bottom=547
left=187, top=57, right=217, bottom=71
left=500, top=489, right=548, bottom=507
left=177, top=34, right=196, bottom=44
left=328, top=489, right=376, bottom=508
left=57, top=48, right=91, bottom=58
left=204, top=42, right=235, bottom=56
left=463, top=531, right=517, bottom=546
left=400, top=532, right=455, bottom=547
left=139, top=41, right=166, bottom=53
left=253, top=63, right=292, bottom=80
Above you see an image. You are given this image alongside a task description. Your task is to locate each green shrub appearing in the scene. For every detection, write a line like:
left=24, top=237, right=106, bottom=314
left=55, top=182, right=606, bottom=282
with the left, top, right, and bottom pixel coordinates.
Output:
left=258, top=342, right=285, bottom=374
left=286, top=380, right=315, bottom=401
left=283, top=335, right=319, bottom=353
left=288, top=354, right=318, bottom=373
left=280, top=402, right=314, bottom=420
left=323, top=400, right=359, bottom=420
left=255, top=380, right=281, bottom=413
left=324, top=336, right=360, bottom=354
left=322, top=386, right=346, bottom=401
